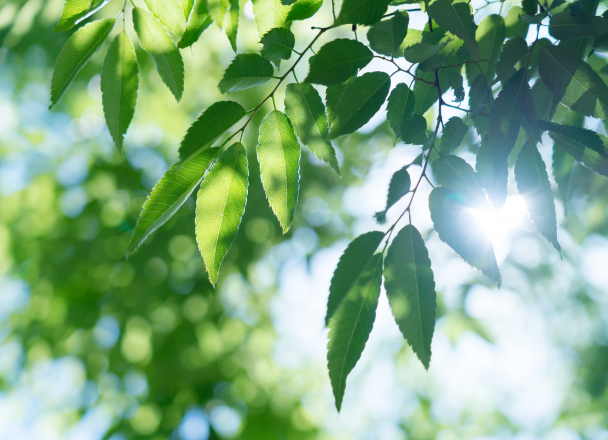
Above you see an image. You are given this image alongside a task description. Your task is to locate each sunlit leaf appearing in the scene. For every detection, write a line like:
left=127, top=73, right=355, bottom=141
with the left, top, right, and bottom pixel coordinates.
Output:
left=550, top=133, right=608, bottom=177
left=437, top=117, right=468, bottom=157
left=374, top=166, right=410, bottom=224
left=143, top=0, right=187, bottom=36
left=101, top=30, right=139, bottom=153
left=539, top=120, right=605, bottom=155
left=133, top=7, right=185, bottom=101
left=425, top=0, right=479, bottom=59
left=284, top=83, right=340, bottom=174
left=53, top=0, right=110, bottom=33
left=384, top=225, right=436, bottom=369
left=514, top=141, right=561, bottom=251
left=432, top=155, right=488, bottom=207
left=252, top=0, right=291, bottom=37
left=179, top=101, right=246, bottom=163
left=552, top=143, right=574, bottom=213
left=225, top=0, right=239, bottom=52
left=195, top=142, right=249, bottom=286
left=326, top=231, right=384, bottom=324
left=286, top=0, right=323, bottom=21
left=218, top=53, right=274, bottom=93
left=261, top=28, right=295, bottom=67
left=305, top=39, right=372, bottom=86
left=127, top=148, right=220, bottom=257
left=50, top=18, right=115, bottom=108
left=505, top=6, right=529, bottom=38
left=429, top=187, right=501, bottom=286
left=476, top=137, right=507, bottom=209
left=327, top=72, right=390, bottom=140
left=327, top=253, right=382, bottom=412
left=468, top=14, right=505, bottom=81
left=257, top=110, right=301, bottom=233
left=178, top=0, right=213, bottom=48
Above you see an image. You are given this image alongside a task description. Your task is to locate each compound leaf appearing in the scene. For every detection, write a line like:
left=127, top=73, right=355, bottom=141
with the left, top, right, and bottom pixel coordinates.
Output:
left=179, top=101, right=246, bottom=163
left=284, top=83, right=340, bottom=174
left=257, top=110, right=301, bottom=233
left=50, top=18, right=115, bottom=108
left=305, top=39, right=372, bottom=86
left=133, top=7, right=184, bottom=101
left=195, top=143, right=249, bottom=286
left=101, top=30, right=139, bottom=154
left=127, top=148, right=220, bottom=257
left=429, top=187, right=501, bottom=285
left=384, top=225, right=436, bottom=369
left=327, top=72, right=390, bottom=140
left=218, top=53, right=274, bottom=93
left=514, top=141, right=561, bottom=251
left=326, top=231, right=384, bottom=325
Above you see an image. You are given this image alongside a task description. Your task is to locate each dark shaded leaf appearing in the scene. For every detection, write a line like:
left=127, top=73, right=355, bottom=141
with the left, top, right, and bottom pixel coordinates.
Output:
left=261, top=27, right=295, bottom=67
left=549, top=11, right=608, bottom=41
left=374, top=166, right=411, bottom=224
left=335, top=0, right=392, bottom=26
left=305, top=39, right=372, bottom=86
left=386, top=83, right=415, bottom=139
left=218, top=53, right=274, bottom=93
left=437, top=117, right=468, bottom=157
left=367, top=11, right=409, bottom=56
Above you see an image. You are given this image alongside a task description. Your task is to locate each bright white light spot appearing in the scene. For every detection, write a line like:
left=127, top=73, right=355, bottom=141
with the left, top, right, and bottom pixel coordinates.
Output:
left=470, top=195, right=526, bottom=242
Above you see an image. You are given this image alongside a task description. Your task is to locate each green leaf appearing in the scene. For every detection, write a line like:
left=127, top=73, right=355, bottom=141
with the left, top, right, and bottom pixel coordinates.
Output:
left=539, top=45, right=608, bottom=119
left=50, top=18, right=115, bottom=108
left=327, top=252, right=383, bottom=412
left=252, top=0, right=291, bottom=37
left=257, top=110, right=301, bottom=233
left=469, top=14, right=505, bottom=81
left=53, top=0, right=110, bottom=33
left=425, top=0, right=479, bottom=59
left=335, top=0, right=392, bottom=26
left=515, top=141, right=561, bottom=251
left=326, top=231, right=384, bottom=325
left=418, top=51, right=450, bottom=71
left=447, top=72, right=465, bottom=102
left=401, top=30, right=447, bottom=63
left=100, top=30, right=139, bottom=154
left=495, top=36, right=528, bottom=83
left=549, top=11, right=608, bottom=41
left=225, top=0, right=239, bottom=52
left=195, top=142, right=249, bottom=286
left=178, top=0, right=213, bottom=48
left=327, top=72, right=391, bottom=140
left=305, top=39, right=372, bottom=86
left=522, top=0, right=538, bottom=16
left=326, top=78, right=354, bottom=130
left=179, top=101, right=246, bottom=163
left=386, top=83, right=415, bottom=139
left=413, top=67, right=454, bottom=115
left=429, top=187, right=502, bottom=286
left=401, top=114, right=428, bottom=145
left=133, top=7, right=185, bottom=101
left=384, top=225, right=436, bottom=369
left=475, top=136, right=506, bottom=209
left=539, top=120, right=605, bottom=155
left=127, top=148, right=220, bottom=257
left=374, top=166, right=410, bottom=224
left=488, top=69, right=529, bottom=207
left=432, top=155, right=488, bottom=208
left=261, top=28, right=295, bottom=67
left=505, top=6, right=529, bottom=38
left=143, top=0, right=187, bottom=36
left=367, top=11, right=409, bottom=56
left=437, top=117, right=468, bottom=157
left=181, top=0, right=194, bottom=18
left=550, top=132, right=608, bottom=176
left=469, top=73, right=492, bottom=136
left=207, top=0, right=230, bottom=27
left=532, top=79, right=559, bottom=121
left=552, top=142, right=574, bottom=212
left=284, top=83, right=340, bottom=174
left=218, top=53, right=274, bottom=93
left=286, top=0, right=323, bottom=21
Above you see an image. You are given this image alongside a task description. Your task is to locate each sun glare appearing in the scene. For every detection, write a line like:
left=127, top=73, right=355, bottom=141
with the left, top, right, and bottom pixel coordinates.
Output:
left=470, top=195, right=527, bottom=242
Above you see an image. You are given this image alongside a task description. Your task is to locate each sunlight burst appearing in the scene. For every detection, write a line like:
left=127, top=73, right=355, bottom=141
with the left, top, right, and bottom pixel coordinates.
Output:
left=470, top=196, right=526, bottom=242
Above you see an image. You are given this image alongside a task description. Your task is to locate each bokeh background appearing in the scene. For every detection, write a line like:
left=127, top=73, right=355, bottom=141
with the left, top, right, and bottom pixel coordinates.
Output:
left=2, top=0, right=608, bottom=439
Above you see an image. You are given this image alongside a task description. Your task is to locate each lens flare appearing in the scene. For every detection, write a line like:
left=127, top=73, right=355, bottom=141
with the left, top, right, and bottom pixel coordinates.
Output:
left=470, top=195, right=526, bottom=242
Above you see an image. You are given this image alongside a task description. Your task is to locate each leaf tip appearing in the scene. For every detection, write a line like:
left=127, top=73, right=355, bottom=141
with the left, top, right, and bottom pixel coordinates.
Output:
left=373, top=211, right=387, bottom=225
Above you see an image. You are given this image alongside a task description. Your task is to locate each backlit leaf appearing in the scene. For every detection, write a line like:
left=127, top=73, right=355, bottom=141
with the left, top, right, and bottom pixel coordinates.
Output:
left=127, top=148, right=220, bottom=257
left=384, top=225, right=436, bottom=369
left=143, top=0, right=187, bottom=36
left=505, top=6, right=529, bottom=38
left=495, top=36, right=528, bottom=83
left=326, top=77, right=355, bottom=130
left=539, top=120, right=605, bottom=155
left=514, top=141, right=561, bottom=251
left=252, top=0, right=291, bottom=37
left=133, top=7, right=185, bottom=101
left=195, top=142, right=249, bottom=286
left=179, top=101, right=246, bottom=163
left=261, top=28, right=295, bottom=67
left=286, top=0, right=323, bottom=21
left=327, top=72, right=391, bottom=140
left=326, top=231, right=384, bottom=325
left=367, top=11, right=409, bottom=56
left=425, top=0, right=479, bottom=59
left=437, top=117, right=468, bottom=157
left=50, top=18, right=115, bottom=108
left=386, top=83, right=415, bottom=140
left=218, top=53, right=274, bottom=93
left=335, top=0, right=392, bottom=26
left=374, top=166, right=410, bottom=224
left=225, top=0, right=239, bottom=52
left=327, top=252, right=382, bottom=412
left=539, top=45, right=608, bottom=119
left=468, top=14, right=505, bottom=81
left=549, top=133, right=608, bottom=177
left=257, top=111, right=301, bottom=233
left=101, top=30, right=139, bottom=153
left=432, top=155, right=488, bottom=207
left=429, top=187, right=502, bottom=286
left=305, top=39, right=372, bottom=86
left=284, top=83, right=340, bottom=174
left=53, top=0, right=110, bottom=33
left=549, top=11, right=608, bottom=41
